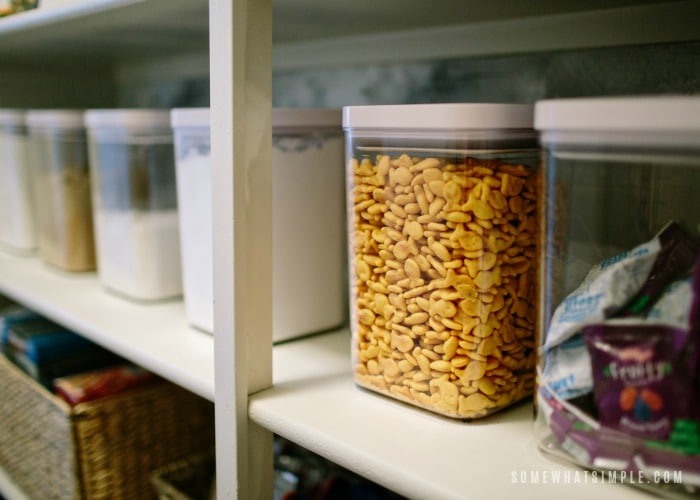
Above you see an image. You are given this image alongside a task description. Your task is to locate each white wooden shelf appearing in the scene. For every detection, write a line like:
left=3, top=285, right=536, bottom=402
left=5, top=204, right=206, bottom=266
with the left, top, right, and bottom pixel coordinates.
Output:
left=250, top=329, right=650, bottom=500
left=0, top=0, right=209, bottom=62
left=0, top=250, right=214, bottom=402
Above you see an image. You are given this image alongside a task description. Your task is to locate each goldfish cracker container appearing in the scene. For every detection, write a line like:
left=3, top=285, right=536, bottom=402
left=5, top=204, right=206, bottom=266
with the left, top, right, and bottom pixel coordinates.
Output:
left=84, top=109, right=181, bottom=301
left=534, top=96, right=700, bottom=495
left=0, top=110, right=36, bottom=253
left=26, top=110, right=95, bottom=272
left=344, top=103, right=540, bottom=419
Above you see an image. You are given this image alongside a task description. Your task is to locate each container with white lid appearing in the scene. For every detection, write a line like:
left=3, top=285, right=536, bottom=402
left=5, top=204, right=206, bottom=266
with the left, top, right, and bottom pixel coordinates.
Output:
left=85, top=109, right=181, bottom=301
left=26, top=110, right=95, bottom=271
left=344, top=103, right=539, bottom=419
left=170, top=107, right=346, bottom=339
left=534, top=96, right=700, bottom=495
left=0, top=110, right=36, bottom=253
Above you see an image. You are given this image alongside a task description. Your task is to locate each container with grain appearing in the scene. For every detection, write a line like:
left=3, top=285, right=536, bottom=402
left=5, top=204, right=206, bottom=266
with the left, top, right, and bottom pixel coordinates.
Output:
left=344, top=103, right=540, bottom=419
left=26, top=110, right=95, bottom=272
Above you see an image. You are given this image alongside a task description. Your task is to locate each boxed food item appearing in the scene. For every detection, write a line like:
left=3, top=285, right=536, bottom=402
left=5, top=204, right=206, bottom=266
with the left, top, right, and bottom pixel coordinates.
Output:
left=534, top=96, right=700, bottom=495
left=85, top=109, right=182, bottom=301
left=170, top=108, right=346, bottom=339
left=0, top=109, right=36, bottom=253
left=344, top=103, right=539, bottom=419
left=26, top=110, right=95, bottom=271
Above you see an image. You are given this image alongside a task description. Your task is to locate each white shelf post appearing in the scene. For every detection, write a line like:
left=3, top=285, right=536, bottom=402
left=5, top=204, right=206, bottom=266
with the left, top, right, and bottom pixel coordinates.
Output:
left=210, top=0, right=273, bottom=497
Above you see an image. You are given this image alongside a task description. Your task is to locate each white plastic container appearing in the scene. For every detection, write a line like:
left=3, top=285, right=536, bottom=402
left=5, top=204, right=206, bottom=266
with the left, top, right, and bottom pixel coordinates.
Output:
left=0, top=110, right=36, bottom=253
left=170, top=108, right=347, bottom=340
left=26, top=110, right=95, bottom=272
left=170, top=108, right=213, bottom=332
left=85, top=109, right=181, bottom=301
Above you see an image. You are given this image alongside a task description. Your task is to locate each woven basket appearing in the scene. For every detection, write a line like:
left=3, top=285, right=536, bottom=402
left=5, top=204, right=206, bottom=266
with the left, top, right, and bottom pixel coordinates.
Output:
left=0, top=355, right=215, bottom=499
left=150, top=450, right=216, bottom=500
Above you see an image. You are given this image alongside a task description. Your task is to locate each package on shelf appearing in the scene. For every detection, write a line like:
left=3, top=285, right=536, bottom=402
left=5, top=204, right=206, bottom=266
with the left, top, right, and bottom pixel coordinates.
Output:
left=1, top=308, right=122, bottom=389
left=85, top=109, right=183, bottom=302
left=344, top=103, right=540, bottom=419
left=534, top=96, right=700, bottom=496
left=170, top=107, right=347, bottom=339
left=26, top=109, right=96, bottom=272
left=0, top=109, right=37, bottom=253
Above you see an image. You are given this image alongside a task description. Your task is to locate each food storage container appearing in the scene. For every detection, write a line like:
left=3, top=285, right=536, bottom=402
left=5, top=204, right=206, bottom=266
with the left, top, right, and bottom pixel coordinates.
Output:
left=0, top=109, right=36, bottom=253
left=85, top=109, right=181, bottom=301
left=534, top=96, right=700, bottom=494
left=344, top=103, right=539, bottom=419
left=170, top=108, right=213, bottom=332
left=26, top=110, right=95, bottom=272
left=170, top=108, right=346, bottom=340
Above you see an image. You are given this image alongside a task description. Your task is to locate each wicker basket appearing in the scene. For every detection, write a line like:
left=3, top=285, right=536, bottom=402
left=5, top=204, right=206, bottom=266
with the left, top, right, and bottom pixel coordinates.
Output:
left=0, top=355, right=215, bottom=499
left=150, top=450, right=216, bottom=500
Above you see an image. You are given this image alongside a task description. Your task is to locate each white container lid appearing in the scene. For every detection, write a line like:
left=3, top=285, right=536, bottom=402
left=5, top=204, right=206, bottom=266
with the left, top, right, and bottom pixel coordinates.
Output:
left=26, top=110, right=85, bottom=130
left=170, top=107, right=341, bottom=132
left=343, top=103, right=534, bottom=130
left=535, top=96, right=700, bottom=147
left=84, top=109, right=171, bottom=131
left=0, top=109, right=25, bottom=127
left=171, top=107, right=210, bottom=128
left=273, top=108, right=341, bottom=131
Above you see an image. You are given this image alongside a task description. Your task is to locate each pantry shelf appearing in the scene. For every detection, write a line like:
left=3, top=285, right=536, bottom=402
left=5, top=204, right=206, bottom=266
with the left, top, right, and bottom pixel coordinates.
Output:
left=249, top=329, right=647, bottom=500
left=0, top=0, right=209, bottom=63
left=0, top=251, right=214, bottom=401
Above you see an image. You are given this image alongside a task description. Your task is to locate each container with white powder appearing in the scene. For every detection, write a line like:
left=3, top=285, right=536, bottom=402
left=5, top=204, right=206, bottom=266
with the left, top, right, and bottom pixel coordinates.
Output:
left=0, top=110, right=36, bottom=253
left=170, top=108, right=346, bottom=339
left=85, top=109, right=182, bottom=301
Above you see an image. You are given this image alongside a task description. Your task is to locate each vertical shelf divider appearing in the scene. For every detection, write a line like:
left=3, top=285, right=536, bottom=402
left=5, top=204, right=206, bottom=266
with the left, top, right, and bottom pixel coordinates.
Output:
left=210, top=0, right=273, bottom=497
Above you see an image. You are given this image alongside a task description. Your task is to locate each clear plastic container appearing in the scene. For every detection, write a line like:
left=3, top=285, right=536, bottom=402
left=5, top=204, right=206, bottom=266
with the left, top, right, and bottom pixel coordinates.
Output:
left=85, top=109, right=181, bottom=301
left=344, top=103, right=539, bottom=419
left=170, top=108, right=213, bottom=332
left=26, top=110, right=95, bottom=272
left=534, top=96, right=700, bottom=494
left=170, top=108, right=346, bottom=340
left=0, top=109, right=36, bottom=253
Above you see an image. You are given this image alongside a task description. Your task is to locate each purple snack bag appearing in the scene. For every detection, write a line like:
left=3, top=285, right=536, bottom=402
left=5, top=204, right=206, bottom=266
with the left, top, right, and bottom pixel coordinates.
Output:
left=584, top=323, right=696, bottom=440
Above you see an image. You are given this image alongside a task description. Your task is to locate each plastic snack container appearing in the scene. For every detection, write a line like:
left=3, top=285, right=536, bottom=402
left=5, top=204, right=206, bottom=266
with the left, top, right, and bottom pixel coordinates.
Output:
left=0, top=109, right=36, bottom=253
left=85, top=109, right=181, bottom=301
left=534, top=96, right=700, bottom=495
left=344, top=103, right=539, bottom=419
left=170, top=108, right=347, bottom=339
left=26, top=110, right=95, bottom=271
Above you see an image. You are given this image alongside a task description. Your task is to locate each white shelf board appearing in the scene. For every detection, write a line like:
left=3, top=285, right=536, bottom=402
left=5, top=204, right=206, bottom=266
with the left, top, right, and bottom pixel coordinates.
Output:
left=273, top=0, right=700, bottom=70
left=0, top=0, right=209, bottom=62
left=250, top=329, right=652, bottom=500
left=0, top=250, right=214, bottom=401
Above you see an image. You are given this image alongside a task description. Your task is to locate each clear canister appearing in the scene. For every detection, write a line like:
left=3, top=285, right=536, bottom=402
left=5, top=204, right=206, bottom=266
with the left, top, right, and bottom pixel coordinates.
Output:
left=169, top=107, right=347, bottom=340
left=0, top=109, right=36, bottom=253
left=534, top=96, right=700, bottom=493
left=84, top=109, right=181, bottom=301
left=26, top=110, right=95, bottom=272
left=344, top=103, right=539, bottom=419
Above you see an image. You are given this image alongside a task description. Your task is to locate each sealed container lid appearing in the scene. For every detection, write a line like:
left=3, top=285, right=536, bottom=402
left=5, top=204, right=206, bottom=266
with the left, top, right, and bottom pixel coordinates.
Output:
left=273, top=108, right=341, bottom=133
left=0, top=109, right=25, bottom=127
left=84, top=109, right=171, bottom=131
left=535, top=96, right=700, bottom=148
left=26, top=110, right=85, bottom=130
left=343, top=103, right=534, bottom=130
left=170, top=108, right=210, bottom=128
